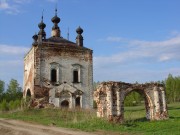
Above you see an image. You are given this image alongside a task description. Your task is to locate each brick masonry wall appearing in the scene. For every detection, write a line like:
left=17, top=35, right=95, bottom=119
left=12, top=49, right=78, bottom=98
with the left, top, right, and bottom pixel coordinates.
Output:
left=94, top=82, right=169, bottom=122
left=23, top=47, right=35, bottom=97
left=24, top=42, right=93, bottom=109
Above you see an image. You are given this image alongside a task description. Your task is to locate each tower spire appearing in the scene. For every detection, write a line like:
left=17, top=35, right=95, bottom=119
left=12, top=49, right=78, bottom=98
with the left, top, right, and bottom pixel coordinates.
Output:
left=55, top=4, right=57, bottom=16
left=42, top=9, right=44, bottom=21
left=67, top=27, right=69, bottom=40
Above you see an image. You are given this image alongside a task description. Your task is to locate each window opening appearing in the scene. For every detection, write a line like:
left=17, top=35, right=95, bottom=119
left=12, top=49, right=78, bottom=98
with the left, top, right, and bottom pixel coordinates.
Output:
left=76, top=97, right=81, bottom=107
left=51, top=69, right=57, bottom=83
left=73, top=70, right=79, bottom=83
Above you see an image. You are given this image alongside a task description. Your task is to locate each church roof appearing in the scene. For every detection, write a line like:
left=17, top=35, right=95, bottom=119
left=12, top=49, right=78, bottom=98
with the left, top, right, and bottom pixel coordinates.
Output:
left=39, top=36, right=92, bottom=51
left=45, top=37, right=76, bottom=44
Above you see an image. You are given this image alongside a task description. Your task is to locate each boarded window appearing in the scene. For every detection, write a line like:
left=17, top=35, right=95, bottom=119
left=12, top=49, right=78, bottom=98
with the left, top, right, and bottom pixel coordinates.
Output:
left=51, top=69, right=57, bottom=82
left=73, top=70, right=79, bottom=83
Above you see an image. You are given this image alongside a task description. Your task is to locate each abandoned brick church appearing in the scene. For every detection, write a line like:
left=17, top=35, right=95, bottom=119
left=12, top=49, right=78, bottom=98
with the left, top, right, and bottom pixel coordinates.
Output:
left=23, top=8, right=168, bottom=122
left=23, top=9, right=93, bottom=109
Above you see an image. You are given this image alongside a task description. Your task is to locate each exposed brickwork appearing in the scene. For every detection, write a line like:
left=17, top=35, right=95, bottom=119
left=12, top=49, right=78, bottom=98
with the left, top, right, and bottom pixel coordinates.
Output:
left=24, top=40, right=93, bottom=109
left=94, top=81, right=168, bottom=123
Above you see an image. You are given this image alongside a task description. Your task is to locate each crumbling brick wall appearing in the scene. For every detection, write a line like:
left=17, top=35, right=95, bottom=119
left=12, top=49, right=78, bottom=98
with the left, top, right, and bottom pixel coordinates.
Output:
left=23, top=41, right=93, bottom=109
left=94, top=81, right=168, bottom=123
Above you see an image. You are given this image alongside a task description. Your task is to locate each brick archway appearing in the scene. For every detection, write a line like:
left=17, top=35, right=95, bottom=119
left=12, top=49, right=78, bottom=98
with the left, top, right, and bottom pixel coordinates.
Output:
left=94, top=81, right=168, bottom=123
left=123, top=88, right=153, bottom=121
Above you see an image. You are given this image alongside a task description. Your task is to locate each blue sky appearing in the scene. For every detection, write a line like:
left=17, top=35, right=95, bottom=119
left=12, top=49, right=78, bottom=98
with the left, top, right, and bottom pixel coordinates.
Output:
left=0, top=0, right=180, bottom=87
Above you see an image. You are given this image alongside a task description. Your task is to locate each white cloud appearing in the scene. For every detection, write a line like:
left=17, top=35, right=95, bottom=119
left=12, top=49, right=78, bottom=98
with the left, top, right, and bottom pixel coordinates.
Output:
left=0, top=44, right=29, bottom=55
left=13, top=0, right=31, bottom=4
left=94, top=34, right=180, bottom=82
left=0, top=0, right=9, bottom=9
left=96, top=35, right=180, bottom=66
left=0, top=44, right=28, bottom=86
left=94, top=66, right=180, bottom=83
left=0, top=0, right=31, bottom=14
left=106, top=36, right=124, bottom=42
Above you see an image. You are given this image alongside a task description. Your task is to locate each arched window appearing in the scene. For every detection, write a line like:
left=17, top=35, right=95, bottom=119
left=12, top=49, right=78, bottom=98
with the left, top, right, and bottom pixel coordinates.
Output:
left=26, top=89, right=31, bottom=101
left=51, top=69, right=57, bottom=83
left=73, top=70, right=79, bottom=83
left=26, top=89, right=31, bottom=97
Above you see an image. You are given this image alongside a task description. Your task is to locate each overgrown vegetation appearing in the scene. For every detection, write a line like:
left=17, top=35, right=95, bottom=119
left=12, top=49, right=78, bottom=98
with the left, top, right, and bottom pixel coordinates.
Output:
left=0, top=79, right=23, bottom=111
left=0, top=74, right=179, bottom=111
left=0, top=103, right=179, bottom=134
left=0, top=75, right=180, bottom=134
left=165, top=74, right=180, bottom=103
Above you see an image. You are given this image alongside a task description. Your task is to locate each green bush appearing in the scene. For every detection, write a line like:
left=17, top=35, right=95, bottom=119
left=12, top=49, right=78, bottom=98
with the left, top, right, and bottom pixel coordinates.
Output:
left=8, top=99, right=21, bottom=110
left=0, top=99, right=9, bottom=111
left=9, top=100, right=15, bottom=110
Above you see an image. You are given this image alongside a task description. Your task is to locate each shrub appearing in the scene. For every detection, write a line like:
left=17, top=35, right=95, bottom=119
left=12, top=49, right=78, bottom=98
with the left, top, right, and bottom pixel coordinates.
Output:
left=0, top=99, right=9, bottom=111
left=8, top=99, right=21, bottom=110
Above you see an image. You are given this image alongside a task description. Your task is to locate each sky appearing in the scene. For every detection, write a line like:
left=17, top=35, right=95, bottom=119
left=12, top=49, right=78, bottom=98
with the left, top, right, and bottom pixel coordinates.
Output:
left=0, top=0, right=180, bottom=87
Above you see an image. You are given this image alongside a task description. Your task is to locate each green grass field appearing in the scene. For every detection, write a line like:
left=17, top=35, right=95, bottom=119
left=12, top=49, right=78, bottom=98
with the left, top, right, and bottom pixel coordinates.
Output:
left=0, top=102, right=180, bottom=135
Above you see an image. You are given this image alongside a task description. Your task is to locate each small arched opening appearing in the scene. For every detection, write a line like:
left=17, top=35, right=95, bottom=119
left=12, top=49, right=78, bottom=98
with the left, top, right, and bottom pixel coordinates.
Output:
left=75, top=97, right=81, bottom=107
left=51, top=69, right=57, bottom=83
left=26, top=89, right=31, bottom=101
left=61, top=100, right=69, bottom=108
left=123, top=89, right=150, bottom=122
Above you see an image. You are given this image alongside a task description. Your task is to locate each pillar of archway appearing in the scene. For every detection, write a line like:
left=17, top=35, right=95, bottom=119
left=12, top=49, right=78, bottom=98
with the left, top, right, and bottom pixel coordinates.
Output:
left=159, top=87, right=168, bottom=119
left=153, top=86, right=161, bottom=120
left=106, top=85, right=113, bottom=120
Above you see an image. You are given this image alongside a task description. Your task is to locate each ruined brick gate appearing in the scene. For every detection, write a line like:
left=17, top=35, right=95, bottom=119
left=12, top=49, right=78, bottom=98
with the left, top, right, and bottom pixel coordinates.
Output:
left=94, top=82, right=168, bottom=122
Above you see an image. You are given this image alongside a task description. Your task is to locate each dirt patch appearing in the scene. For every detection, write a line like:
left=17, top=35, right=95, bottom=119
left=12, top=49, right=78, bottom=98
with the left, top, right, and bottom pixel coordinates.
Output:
left=0, top=118, right=132, bottom=135
left=0, top=118, right=95, bottom=135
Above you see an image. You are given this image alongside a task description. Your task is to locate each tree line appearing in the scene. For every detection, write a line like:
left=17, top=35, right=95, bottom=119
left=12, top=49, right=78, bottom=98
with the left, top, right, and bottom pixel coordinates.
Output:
left=165, top=74, right=180, bottom=103
left=0, top=79, right=23, bottom=111
left=0, top=74, right=179, bottom=111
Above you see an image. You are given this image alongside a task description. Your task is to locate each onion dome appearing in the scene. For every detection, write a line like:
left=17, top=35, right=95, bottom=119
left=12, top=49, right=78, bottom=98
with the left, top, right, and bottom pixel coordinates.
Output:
left=32, top=33, right=38, bottom=41
left=38, top=15, right=46, bottom=39
left=76, top=26, right=84, bottom=47
left=51, top=9, right=61, bottom=23
left=76, top=26, right=83, bottom=34
left=38, top=16, right=46, bottom=29
left=51, top=9, right=60, bottom=24
left=51, top=8, right=61, bottom=37
left=32, top=33, right=38, bottom=46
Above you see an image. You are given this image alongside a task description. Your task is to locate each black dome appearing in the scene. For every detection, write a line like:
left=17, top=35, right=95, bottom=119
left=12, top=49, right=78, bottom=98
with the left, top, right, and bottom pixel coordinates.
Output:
left=32, top=34, right=38, bottom=41
left=76, top=26, right=83, bottom=34
left=51, top=15, right=60, bottom=23
left=38, top=21, right=46, bottom=29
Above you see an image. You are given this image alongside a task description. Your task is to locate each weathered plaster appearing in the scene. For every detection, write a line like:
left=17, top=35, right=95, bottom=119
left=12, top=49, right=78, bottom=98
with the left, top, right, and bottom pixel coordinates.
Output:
left=23, top=41, right=93, bottom=109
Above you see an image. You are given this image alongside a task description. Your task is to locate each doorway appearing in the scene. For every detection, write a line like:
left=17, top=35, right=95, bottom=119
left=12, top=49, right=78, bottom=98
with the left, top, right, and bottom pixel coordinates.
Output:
left=61, top=100, right=69, bottom=108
